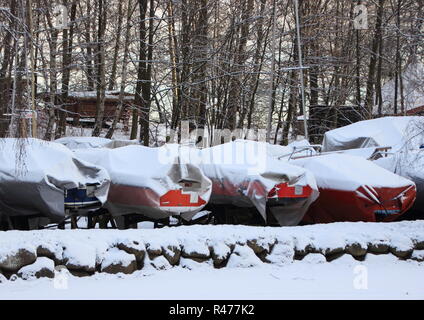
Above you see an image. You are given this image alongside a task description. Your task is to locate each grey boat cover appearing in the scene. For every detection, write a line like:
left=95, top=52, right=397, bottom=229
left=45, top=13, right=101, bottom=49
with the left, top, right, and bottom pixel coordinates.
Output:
left=74, top=144, right=212, bottom=221
left=0, top=138, right=110, bottom=221
left=322, top=116, right=424, bottom=152
left=55, top=136, right=140, bottom=150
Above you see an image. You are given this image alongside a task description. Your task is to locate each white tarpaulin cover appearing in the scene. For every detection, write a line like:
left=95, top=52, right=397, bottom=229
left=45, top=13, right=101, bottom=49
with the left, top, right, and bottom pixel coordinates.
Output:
left=291, top=153, right=415, bottom=191
left=176, top=140, right=319, bottom=226
left=56, top=137, right=139, bottom=150
left=74, top=144, right=212, bottom=220
left=0, top=138, right=110, bottom=221
left=322, top=116, right=424, bottom=152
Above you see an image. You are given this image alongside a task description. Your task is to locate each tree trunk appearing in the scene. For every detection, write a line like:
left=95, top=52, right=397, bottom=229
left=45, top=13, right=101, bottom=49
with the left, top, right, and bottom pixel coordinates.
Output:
left=92, top=0, right=107, bottom=137
left=364, top=0, right=385, bottom=119
left=105, top=0, right=133, bottom=139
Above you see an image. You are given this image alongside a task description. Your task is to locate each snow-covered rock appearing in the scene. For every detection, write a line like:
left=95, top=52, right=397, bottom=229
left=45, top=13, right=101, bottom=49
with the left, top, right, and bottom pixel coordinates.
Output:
left=162, top=245, right=181, bottom=266
left=266, top=242, right=294, bottom=266
left=411, top=250, right=424, bottom=262
left=181, top=239, right=211, bottom=261
left=150, top=256, right=172, bottom=270
left=0, top=221, right=422, bottom=280
left=302, top=253, right=327, bottom=264
left=101, top=248, right=137, bottom=274
left=116, top=239, right=146, bottom=262
left=36, top=242, right=63, bottom=263
left=209, top=242, right=232, bottom=268
left=17, top=257, right=55, bottom=280
left=0, top=244, right=37, bottom=272
left=180, top=258, right=213, bottom=270
left=226, top=245, right=263, bottom=268
left=62, top=241, right=96, bottom=273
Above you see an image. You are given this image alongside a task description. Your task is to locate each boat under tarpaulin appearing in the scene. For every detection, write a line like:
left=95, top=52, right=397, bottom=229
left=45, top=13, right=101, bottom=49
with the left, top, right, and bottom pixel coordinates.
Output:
left=190, top=140, right=319, bottom=226
left=74, top=144, right=212, bottom=222
left=0, top=138, right=110, bottom=226
left=320, top=116, right=424, bottom=220
left=290, top=154, right=416, bottom=223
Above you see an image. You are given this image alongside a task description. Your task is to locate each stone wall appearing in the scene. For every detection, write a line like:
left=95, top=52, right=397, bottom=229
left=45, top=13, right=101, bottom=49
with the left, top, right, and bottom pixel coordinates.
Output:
left=0, top=221, right=423, bottom=281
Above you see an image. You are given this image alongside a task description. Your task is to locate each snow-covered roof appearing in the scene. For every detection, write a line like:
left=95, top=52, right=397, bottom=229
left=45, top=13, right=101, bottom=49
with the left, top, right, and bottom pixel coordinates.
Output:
left=374, top=61, right=424, bottom=115
left=68, top=91, right=135, bottom=101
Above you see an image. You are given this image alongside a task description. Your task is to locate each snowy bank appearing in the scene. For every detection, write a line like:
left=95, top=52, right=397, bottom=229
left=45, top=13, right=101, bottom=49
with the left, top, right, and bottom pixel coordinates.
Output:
left=0, top=221, right=423, bottom=280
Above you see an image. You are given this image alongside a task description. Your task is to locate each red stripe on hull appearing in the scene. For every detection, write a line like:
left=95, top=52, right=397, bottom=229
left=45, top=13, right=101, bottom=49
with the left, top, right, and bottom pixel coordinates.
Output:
left=108, top=184, right=206, bottom=211
left=302, top=185, right=416, bottom=224
left=210, top=178, right=314, bottom=205
left=159, top=189, right=206, bottom=207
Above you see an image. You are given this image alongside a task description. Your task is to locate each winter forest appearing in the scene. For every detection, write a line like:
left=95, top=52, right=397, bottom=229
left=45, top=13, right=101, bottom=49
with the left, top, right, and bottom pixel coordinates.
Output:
left=0, top=0, right=423, bottom=145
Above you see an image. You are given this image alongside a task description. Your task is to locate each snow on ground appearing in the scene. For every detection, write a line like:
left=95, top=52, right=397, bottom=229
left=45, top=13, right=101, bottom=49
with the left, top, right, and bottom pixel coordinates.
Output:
left=0, top=254, right=422, bottom=300
left=0, top=221, right=423, bottom=299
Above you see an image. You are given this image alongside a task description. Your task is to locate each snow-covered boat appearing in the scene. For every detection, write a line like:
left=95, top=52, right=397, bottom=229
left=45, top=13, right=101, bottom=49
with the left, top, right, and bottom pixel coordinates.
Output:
left=56, top=136, right=139, bottom=150
left=292, top=154, right=416, bottom=223
left=268, top=142, right=416, bottom=223
left=322, top=116, right=424, bottom=220
left=195, top=140, right=319, bottom=226
left=0, top=139, right=110, bottom=229
left=74, top=144, right=212, bottom=224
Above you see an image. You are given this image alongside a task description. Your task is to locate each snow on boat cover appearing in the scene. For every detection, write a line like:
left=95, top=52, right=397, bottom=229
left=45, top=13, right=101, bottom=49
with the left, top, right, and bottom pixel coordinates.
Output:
left=375, top=149, right=424, bottom=218
left=74, top=144, right=212, bottom=221
left=322, top=116, right=424, bottom=152
left=0, top=138, right=110, bottom=221
left=55, top=136, right=139, bottom=150
left=190, top=140, right=319, bottom=226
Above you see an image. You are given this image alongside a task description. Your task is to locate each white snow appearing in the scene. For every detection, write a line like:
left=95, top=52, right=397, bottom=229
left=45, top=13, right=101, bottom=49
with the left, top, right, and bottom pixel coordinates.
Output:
left=375, top=61, right=424, bottom=115
left=411, top=250, right=424, bottom=261
left=0, top=257, right=422, bottom=299
left=226, top=245, right=263, bottom=268
left=101, top=247, right=135, bottom=270
left=301, top=253, right=327, bottom=264
left=180, top=258, right=213, bottom=270
left=291, top=153, right=415, bottom=191
left=0, top=222, right=422, bottom=299
left=62, top=240, right=97, bottom=271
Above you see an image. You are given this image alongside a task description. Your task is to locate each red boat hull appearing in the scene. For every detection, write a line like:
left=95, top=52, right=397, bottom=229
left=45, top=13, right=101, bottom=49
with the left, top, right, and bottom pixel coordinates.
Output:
left=302, top=185, right=416, bottom=224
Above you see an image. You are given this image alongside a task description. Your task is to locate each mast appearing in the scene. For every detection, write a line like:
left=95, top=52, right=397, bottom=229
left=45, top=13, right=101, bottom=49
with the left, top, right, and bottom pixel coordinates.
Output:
left=294, top=0, right=308, bottom=140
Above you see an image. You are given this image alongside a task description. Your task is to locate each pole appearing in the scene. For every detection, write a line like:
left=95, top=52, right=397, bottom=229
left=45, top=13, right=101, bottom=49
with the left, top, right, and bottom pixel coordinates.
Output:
left=27, top=0, right=37, bottom=138
left=294, top=0, right=308, bottom=140
left=266, top=0, right=276, bottom=143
